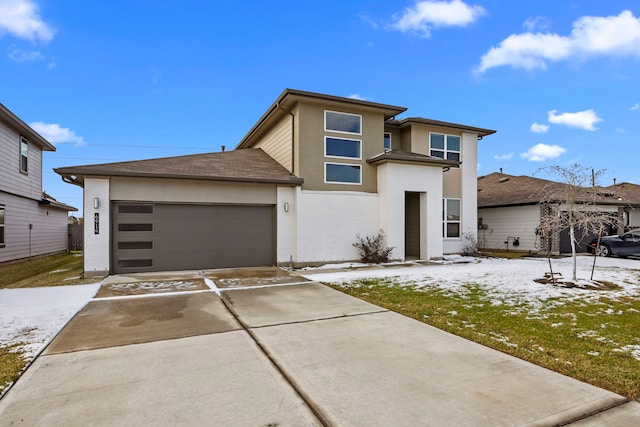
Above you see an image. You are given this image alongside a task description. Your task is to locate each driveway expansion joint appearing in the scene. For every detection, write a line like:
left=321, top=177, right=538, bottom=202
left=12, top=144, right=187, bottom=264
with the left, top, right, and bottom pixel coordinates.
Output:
left=214, top=284, right=331, bottom=427
left=248, top=309, right=390, bottom=329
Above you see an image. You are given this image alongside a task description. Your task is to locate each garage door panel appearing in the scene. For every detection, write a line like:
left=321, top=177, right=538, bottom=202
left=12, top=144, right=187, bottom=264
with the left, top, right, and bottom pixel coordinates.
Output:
left=113, top=203, right=274, bottom=273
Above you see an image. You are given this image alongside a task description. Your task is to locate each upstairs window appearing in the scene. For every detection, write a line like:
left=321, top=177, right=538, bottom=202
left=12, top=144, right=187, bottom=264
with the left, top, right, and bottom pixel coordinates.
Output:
left=384, top=132, right=392, bottom=150
left=430, top=133, right=460, bottom=162
left=325, top=163, right=361, bottom=185
left=325, top=137, right=361, bottom=159
left=443, top=198, right=461, bottom=238
left=0, top=205, right=5, bottom=247
left=325, top=110, right=361, bottom=135
left=20, top=137, right=28, bottom=174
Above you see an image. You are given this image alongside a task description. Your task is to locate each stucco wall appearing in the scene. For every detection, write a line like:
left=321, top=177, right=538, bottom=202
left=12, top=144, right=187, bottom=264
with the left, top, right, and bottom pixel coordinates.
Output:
left=83, top=177, right=110, bottom=276
left=296, top=101, right=384, bottom=193
left=377, top=162, right=443, bottom=260
left=294, top=189, right=380, bottom=264
left=445, top=132, right=478, bottom=254
left=110, top=177, right=277, bottom=204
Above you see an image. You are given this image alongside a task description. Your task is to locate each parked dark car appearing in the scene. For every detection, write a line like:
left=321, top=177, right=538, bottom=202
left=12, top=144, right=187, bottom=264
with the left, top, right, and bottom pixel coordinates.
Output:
left=588, top=229, right=640, bottom=257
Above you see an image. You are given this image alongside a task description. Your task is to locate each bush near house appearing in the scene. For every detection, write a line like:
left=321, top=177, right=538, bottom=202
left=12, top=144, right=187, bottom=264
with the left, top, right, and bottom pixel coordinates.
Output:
left=353, top=230, right=394, bottom=263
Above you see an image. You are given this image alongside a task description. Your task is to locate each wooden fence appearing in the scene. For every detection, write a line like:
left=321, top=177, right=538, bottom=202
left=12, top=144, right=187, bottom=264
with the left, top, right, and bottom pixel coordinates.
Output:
left=68, top=224, right=83, bottom=251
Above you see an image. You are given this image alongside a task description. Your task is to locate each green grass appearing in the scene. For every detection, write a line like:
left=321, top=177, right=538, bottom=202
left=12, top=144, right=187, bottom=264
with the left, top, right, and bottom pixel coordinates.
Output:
left=0, top=344, right=28, bottom=396
left=330, top=279, right=640, bottom=400
left=1, top=252, right=103, bottom=395
left=0, top=252, right=100, bottom=289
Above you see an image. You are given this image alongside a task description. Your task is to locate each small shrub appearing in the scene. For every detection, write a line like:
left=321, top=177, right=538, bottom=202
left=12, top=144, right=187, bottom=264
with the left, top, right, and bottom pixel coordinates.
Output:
left=353, top=230, right=394, bottom=263
left=462, top=231, right=479, bottom=255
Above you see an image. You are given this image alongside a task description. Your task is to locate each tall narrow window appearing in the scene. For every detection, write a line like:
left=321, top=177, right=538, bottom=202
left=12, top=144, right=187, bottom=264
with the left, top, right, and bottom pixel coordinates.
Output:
left=20, top=137, right=28, bottom=174
left=0, top=205, right=5, bottom=247
left=430, top=133, right=460, bottom=162
left=384, top=132, right=392, bottom=150
left=443, top=198, right=461, bottom=238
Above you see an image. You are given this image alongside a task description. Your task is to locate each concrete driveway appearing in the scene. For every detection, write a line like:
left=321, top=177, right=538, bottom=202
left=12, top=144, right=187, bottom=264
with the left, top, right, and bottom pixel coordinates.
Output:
left=0, top=267, right=638, bottom=426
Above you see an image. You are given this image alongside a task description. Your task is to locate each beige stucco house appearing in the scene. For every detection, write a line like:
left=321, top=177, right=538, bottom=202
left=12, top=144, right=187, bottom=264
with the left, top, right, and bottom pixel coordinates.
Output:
left=0, top=103, right=77, bottom=263
left=56, top=89, right=495, bottom=276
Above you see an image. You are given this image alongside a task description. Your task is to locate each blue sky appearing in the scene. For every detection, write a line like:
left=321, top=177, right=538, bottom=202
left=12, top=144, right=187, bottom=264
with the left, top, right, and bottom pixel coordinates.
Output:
left=1, top=0, right=639, bottom=216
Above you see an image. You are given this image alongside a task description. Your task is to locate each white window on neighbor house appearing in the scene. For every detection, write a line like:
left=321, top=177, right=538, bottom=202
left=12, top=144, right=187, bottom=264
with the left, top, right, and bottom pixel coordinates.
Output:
left=384, top=132, right=392, bottom=150
left=325, top=136, right=361, bottom=159
left=324, top=162, right=361, bottom=185
left=443, top=198, right=461, bottom=238
left=430, top=133, right=460, bottom=162
left=20, top=136, right=28, bottom=174
left=0, top=205, right=5, bottom=247
left=325, top=110, right=362, bottom=135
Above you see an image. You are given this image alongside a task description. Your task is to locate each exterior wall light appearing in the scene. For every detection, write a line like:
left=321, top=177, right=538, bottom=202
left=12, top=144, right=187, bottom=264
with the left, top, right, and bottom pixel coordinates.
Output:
left=284, top=202, right=289, bottom=212
left=93, top=197, right=100, bottom=209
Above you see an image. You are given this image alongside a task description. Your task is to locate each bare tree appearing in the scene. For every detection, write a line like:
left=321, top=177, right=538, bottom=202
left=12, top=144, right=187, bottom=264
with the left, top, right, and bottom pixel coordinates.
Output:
left=535, top=164, right=617, bottom=282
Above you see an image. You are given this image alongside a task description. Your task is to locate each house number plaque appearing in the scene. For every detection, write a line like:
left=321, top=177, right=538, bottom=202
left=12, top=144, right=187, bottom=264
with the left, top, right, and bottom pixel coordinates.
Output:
left=94, top=213, right=99, bottom=235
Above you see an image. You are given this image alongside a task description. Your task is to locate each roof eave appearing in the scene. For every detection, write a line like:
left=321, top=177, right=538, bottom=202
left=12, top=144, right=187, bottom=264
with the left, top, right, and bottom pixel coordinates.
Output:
left=54, top=169, right=304, bottom=187
left=236, top=88, right=407, bottom=149
left=396, top=117, right=496, bottom=137
left=0, top=103, right=56, bottom=151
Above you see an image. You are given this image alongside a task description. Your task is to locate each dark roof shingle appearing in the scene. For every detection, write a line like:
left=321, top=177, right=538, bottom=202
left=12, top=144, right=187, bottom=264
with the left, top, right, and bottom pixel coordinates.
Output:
left=54, top=148, right=302, bottom=186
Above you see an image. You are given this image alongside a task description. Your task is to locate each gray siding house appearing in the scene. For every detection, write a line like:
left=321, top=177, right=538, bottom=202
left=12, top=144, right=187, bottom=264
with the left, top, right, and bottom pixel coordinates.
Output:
left=0, top=103, right=77, bottom=263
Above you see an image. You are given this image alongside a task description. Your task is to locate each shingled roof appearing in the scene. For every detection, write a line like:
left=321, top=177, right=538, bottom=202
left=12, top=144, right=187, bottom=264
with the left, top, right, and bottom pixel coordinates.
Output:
left=477, top=172, right=640, bottom=208
left=54, top=148, right=303, bottom=187
left=366, top=149, right=459, bottom=167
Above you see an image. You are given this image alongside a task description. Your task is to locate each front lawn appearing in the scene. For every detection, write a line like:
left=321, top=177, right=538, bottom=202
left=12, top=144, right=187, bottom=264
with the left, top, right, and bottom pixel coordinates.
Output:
left=0, top=252, right=99, bottom=289
left=313, top=256, right=640, bottom=400
left=1, top=252, right=100, bottom=396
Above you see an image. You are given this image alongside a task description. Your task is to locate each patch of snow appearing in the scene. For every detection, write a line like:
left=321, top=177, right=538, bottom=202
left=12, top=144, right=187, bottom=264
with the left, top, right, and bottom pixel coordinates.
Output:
left=587, top=351, right=600, bottom=356
left=49, top=268, right=71, bottom=274
left=303, top=256, right=640, bottom=317
left=0, top=284, right=100, bottom=359
left=617, top=345, right=640, bottom=361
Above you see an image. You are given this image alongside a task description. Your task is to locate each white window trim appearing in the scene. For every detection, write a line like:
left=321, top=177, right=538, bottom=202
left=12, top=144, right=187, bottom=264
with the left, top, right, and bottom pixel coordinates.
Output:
left=0, top=204, right=5, bottom=247
left=443, top=198, right=462, bottom=239
left=384, top=132, right=392, bottom=150
left=324, top=110, right=362, bottom=135
left=324, top=136, right=362, bottom=160
left=429, top=132, right=461, bottom=165
left=19, top=136, right=28, bottom=174
left=324, top=162, right=362, bottom=185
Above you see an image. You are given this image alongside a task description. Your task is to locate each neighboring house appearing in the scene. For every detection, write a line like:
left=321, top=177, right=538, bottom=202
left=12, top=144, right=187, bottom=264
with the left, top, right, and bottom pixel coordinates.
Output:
left=477, top=172, right=640, bottom=254
left=0, top=103, right=77, bottom=264
left=55, top=89, right=495, bottom=276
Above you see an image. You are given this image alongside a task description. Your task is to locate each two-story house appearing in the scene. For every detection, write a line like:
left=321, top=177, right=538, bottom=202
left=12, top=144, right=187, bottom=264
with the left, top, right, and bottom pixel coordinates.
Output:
left=55, top=89, right=495, bottom=276
left=1, top=103, right=77, bottom=264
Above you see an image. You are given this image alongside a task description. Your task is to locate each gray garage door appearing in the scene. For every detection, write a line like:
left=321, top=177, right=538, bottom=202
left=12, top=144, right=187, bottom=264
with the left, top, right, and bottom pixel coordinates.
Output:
left=112, top=203, right=275, bottom=273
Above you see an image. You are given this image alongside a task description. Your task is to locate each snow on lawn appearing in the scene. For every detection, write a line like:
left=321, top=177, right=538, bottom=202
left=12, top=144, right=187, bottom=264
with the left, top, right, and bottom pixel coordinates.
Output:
left=0, top=284, right=100, bottom=359
left=302, top=255, right=640, bottom=313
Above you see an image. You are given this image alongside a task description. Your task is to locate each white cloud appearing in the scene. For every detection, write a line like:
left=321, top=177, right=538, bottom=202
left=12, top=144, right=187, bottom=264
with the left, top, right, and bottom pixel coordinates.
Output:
left=530, top=122, right=550, bottom=133
left=476, top=10, right=640, bottom=73
left=392, top=0, right=485, bottom=38
left=523, top=16, right=551, bottom=32
left=632, top=103, right=640, bottom=111
left=520, top=143, right=566, bottom=162
left=493, top=153, right=513, bottom=161
left=348, top=94, right=368, bottom=101
left=8, top=46, right=44, bottom=62
left=0, top=0, right=55, bottom=43
left=29, top=122, right=86, bottom=146
left=547, top=109, right=602, bottom=131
